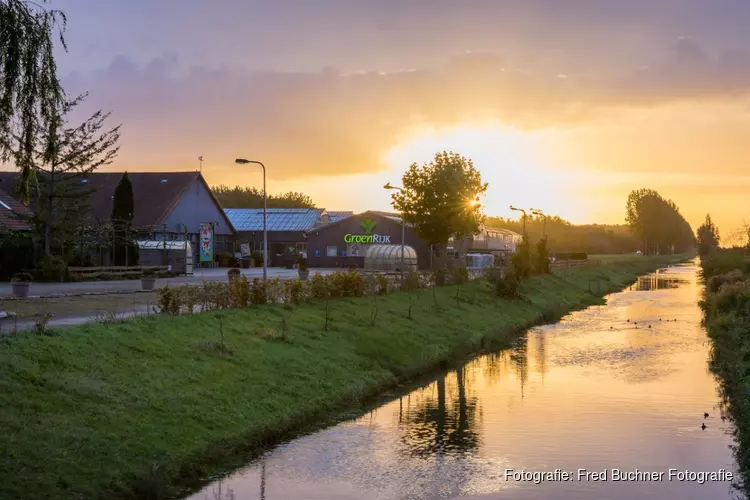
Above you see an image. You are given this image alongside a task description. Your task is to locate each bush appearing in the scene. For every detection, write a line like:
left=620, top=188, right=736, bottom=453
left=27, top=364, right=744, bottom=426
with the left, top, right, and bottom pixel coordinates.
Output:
left=310, top=272, right=329, bottom=300
left=217, top=251, right=234, bottom=267
left=376, top=274, right=389, bottom=295
left=251, top=278, right=268, bottom=305
left=284, top=280, right=304, bottom=304
left=450, top=266, right=469, bottom=285
left=431, top=266, right=448, bottom=287
left=35, top=255, right=69, bottom=282
left=401, top=271, right=422, bottom=292
left=229, top=276, right=250, bottom=308
left=227, top=268, right=241, bottom=278
left=328, top=270, right=367, bottom=298
left=157, top=286, right=181, bottom=315
left=707, top=270, right=745, bottom=294
left=512, top=239, right=532, bottom=279
left=494, top=264, right=522, bottom=299
left=11, top=272, right=33, bottom=283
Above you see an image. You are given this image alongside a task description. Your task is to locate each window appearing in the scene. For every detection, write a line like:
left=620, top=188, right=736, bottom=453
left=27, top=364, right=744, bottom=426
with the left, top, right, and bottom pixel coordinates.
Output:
left=326, top=246, right=337, bottom=257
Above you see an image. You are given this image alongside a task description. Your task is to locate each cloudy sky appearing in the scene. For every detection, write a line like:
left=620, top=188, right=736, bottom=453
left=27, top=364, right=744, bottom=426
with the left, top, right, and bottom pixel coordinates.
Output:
left=51, top=0, right=750, bottom=235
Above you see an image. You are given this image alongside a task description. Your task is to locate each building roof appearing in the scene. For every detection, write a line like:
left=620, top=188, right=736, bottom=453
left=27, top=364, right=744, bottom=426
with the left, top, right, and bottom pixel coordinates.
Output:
left=225, top=208, right=353, bottom=232
left=484, top=226, right=523, bottom=238
left=0, top=187, right=33, bottom=231
left=306, top=210, right=405, bottom=235
left=0, top=171, right=233, bottom=232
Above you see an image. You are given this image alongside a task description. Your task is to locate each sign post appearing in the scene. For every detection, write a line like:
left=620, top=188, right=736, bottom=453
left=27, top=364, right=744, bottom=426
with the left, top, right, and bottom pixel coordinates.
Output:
left=199, top=222, right=214, bottom=264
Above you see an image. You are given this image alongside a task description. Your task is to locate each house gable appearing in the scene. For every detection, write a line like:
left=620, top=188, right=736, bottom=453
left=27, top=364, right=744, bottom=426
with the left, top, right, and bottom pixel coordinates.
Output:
left=161, top=177, right=234, bottom=235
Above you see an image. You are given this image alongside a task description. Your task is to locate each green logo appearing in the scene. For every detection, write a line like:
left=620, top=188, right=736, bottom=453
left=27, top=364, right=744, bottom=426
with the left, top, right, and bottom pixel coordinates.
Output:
left=360, top=219, right=376, bottom=234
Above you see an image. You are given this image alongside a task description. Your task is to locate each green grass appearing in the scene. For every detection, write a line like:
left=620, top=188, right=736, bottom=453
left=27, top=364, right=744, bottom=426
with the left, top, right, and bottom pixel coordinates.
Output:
left=0, top=255, right=685, bottom=500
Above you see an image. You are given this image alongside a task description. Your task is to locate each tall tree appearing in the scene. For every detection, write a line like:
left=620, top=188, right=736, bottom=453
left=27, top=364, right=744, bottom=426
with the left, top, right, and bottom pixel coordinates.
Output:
left=625, top=188, right=694, bottom=254
left=696, top=214, right=720, bottom=256
left=112, top=172, right=134, bottom=265
left=0, top=0, right=67, bottom=203
left=390, top=151, right=488, bottom=255
left=212, top=185, right=316, bottom=209
left=14, top=94, right=120, bottom=256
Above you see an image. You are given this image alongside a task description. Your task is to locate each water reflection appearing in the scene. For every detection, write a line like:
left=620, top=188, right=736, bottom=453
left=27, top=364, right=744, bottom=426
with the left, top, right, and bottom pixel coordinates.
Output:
left=188, top=262, right=740, bottom=500
left=398, top=368, right=481, bottom=459
left=630, top=272, right=689, bottom=291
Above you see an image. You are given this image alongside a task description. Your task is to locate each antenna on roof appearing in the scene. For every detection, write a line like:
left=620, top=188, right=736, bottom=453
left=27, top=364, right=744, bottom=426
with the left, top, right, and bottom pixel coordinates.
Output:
left=198, top=156, right=204, bottom=173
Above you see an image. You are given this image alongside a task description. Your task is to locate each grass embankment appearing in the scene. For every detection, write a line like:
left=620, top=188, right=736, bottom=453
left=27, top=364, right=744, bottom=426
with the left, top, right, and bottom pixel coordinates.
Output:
left=699, top=250, right=750, bottom=491
left=0, top=255, right=683, bottom=500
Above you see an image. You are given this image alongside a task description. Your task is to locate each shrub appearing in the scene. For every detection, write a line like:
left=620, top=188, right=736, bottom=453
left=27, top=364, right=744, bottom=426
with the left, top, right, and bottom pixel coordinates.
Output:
left=227, top=268, right=241, bottom=278
left=284, top=280, right=304, bottom=305
left=217, top=251, right=234, bottom=267
left=35, top=255, right=68, bottom=282
left=431, top=266, right=448, bottom=287
left=328, top=270, right=366, bottom=298
left=707, top=270, right=745, bottom=294
left=266, top=278, right=284, bottom=304
left=157, top=286, right=181, bottom=315
left=401, top=271, right=422, bottom=292
left=310, top=272, right=329, bottom=300
left=180, top=286, right=199, bottom=314
left=229, top=276, right=250, bottom=308
left=199, top=281, right=230, bottom=311
left=251, top=278, right=268, bottom=305
left=376, top=274, right=389, bottom=295
left=11, top=271, right=33, bottom=283
left=450, top=266, right=469, bottom=285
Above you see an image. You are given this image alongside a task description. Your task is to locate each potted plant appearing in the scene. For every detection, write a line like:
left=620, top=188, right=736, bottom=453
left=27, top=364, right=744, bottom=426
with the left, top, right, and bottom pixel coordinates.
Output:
left=11, top=272, right=33, bottom=298
left=141, top=269, right=156, bottom=291
left=297, top=255, right=310, bottom=281
left=227, top=267, right=241, bottom=282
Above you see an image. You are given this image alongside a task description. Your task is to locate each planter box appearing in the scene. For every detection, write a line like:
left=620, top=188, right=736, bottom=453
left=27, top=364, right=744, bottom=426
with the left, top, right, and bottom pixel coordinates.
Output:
left=11, top=282, right=30, bottom=298
left=298, top=269, right=310, bottom=282
left=141, top=277, right=156, bottom=291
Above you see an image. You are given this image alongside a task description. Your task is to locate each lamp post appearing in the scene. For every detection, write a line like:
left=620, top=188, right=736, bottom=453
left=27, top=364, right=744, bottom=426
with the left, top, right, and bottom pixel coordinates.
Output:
left=235, top=158, right=267, bottom=282
left=383, top=182, right=406, bottom=279
left=531, top=208, right=547, bottom=238
left=510, top=205, right=528, bottom=235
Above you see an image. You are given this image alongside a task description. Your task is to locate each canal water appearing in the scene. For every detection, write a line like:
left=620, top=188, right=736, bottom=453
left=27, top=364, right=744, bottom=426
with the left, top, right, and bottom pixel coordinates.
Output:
left=187, top=261, right=742, bottom=500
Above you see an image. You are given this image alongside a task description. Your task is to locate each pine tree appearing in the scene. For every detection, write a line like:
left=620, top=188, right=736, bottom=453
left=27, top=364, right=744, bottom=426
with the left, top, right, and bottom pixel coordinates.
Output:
left=112, top=172, right=135, bottom=265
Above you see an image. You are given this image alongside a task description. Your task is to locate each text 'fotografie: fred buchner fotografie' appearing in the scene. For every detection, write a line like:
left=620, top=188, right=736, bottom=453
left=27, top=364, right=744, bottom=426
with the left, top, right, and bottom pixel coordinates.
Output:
left=503, top=469, right=734, bottom=484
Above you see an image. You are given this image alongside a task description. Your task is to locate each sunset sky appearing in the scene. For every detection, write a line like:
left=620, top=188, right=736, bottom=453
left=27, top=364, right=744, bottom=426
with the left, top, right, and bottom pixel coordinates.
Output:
left=52, top=0, right=750, bottom=237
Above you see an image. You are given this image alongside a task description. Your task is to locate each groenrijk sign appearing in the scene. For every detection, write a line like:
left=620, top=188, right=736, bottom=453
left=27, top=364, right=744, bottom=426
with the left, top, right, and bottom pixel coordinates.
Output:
left=344, top=233, right=392, bottom=244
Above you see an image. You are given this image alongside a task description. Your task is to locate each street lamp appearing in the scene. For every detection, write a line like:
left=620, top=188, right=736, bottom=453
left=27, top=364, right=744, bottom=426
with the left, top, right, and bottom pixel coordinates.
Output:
left=531, top=208, right=547, bottom=238
left=383, top=182, right=406, bottom=279
left=510, top=205, right=528, bottom=235
left=235, top=158, right=267, bottom=282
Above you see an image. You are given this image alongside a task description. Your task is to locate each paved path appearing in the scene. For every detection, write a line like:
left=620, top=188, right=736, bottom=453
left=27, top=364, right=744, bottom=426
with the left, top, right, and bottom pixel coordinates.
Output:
left=0, top=268, right=339, bottom=298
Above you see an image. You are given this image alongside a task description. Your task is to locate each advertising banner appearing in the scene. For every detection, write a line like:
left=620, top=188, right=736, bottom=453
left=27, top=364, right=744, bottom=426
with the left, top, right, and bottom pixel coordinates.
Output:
left=199, top=222, right=214, bottom=262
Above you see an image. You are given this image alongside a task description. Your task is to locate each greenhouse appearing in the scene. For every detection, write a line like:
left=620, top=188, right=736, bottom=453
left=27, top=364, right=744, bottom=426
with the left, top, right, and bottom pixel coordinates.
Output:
left=364, top=244, right=418, bottom=271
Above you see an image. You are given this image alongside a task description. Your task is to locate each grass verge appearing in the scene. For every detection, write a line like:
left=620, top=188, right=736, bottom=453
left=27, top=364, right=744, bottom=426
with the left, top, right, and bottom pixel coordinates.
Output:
left=699, top=250, right=750, bottom=493
left=0, top=255, right=684, bottom=499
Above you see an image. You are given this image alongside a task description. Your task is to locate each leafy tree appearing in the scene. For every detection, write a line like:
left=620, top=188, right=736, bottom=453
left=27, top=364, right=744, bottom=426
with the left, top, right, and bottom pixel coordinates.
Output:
left=625, top=188, right=694, bottom=254
left=213, top=185, right=316, bottom=209
left=0, top=0, right=67, bottom=203
left=112, top=172, right=136, bottom=265
left=512, top=235, right=532, bottom=279
left=390, top=151, right=488, bottom=256
left=696, top=214, right=720, bottom=256
left=13, top=94, right=120, bottom=256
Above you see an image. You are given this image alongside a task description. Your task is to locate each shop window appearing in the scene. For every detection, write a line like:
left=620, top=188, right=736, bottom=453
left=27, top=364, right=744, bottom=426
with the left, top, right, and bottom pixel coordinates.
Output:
left=326, top=246, right=337, bottom=257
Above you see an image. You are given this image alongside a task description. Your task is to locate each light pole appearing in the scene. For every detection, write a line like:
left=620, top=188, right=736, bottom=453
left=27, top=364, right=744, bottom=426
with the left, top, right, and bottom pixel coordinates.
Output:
left=531, top=208, right=547, bottom=238
left=383, top=182, right=406, bottom=279
left=510, top=205, right=528, bottom=235
left=235, top=158, right=267, bottom=282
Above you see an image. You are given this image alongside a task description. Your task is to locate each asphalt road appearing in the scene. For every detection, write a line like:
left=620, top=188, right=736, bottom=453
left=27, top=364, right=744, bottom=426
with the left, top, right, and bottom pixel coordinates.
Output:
left=0, top=267, right=339, bottom=297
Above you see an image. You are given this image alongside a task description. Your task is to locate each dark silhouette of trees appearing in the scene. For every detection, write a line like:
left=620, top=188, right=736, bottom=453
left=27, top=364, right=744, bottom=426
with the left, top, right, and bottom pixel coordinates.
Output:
left=485, top=215, right=638, bottom=254
left=391, top=151, right=487, bottom=254
left=112, top=172, right=136, bottom=265
left=212, top=185, right=316, bottom=209
left=626, top=188, right=694, bottom=254
left=696, top=214, right=721, bottom=256
left=0, top=0, right=67, bottom=203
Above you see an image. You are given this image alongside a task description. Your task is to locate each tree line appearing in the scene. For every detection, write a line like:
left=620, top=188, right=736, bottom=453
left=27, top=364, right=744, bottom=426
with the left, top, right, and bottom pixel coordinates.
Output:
left=212, top=185, right=316, bottom=209
left=625, top=188, right=695, bottom=255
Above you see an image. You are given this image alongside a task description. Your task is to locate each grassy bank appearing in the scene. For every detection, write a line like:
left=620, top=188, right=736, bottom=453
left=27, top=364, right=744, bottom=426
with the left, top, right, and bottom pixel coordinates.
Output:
left=699, top=250, right=750, bottom=491
left=0, top=255, right=683, bottom=499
